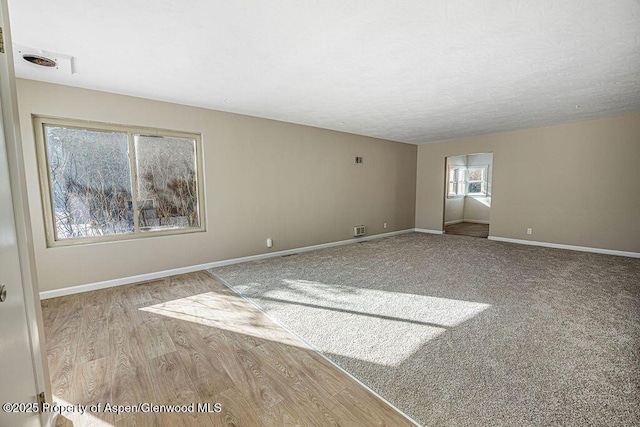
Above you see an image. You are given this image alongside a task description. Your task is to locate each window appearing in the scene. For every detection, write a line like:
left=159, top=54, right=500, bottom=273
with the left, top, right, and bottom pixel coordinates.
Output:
left=467, top=166, right=487, bottom=195
left=447, top=165, right=488, bottom=197
left=34, top=117, right=205, bottom=246
left=447, top=166, right=466, bottom=197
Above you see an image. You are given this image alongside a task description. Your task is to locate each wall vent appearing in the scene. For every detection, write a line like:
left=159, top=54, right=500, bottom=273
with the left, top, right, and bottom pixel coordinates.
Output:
left=353, top=225, right=365, bottom=237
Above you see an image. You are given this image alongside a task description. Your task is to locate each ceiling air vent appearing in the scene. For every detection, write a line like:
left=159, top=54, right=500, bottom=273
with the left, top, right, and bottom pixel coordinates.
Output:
left=22, top=54, right=56, bottom=67
left=14, top=45, right=75, bottom=75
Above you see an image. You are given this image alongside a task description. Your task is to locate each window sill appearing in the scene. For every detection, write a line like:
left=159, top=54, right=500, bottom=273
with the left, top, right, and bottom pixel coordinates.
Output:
left=46, top=226, right=206, bottom=248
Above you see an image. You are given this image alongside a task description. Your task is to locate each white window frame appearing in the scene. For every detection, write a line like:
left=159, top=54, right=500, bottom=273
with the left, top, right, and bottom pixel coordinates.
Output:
left=466, top=165, right=488, bottom=196
left=447, top=164, right=489, bottom=198
left=33, top=116, right=206, bottom=247
left=447, top=165, right=466, bottom=198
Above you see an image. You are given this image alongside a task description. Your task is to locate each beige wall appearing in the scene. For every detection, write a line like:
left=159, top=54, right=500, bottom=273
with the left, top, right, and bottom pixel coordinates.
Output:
left=17, top=79, right=417, bottom=292
left=416, top=112, right=640, bottom=253
left=463, top=197, right=490, bottom=223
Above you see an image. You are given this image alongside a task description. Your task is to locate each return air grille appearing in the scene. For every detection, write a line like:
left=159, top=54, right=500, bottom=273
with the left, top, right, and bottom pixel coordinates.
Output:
left=353, top=225, right=365, bottom=237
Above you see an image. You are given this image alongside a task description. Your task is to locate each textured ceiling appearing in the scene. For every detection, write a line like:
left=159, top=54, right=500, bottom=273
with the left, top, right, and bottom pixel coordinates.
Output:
left=8, top=0, right=640, bottom=144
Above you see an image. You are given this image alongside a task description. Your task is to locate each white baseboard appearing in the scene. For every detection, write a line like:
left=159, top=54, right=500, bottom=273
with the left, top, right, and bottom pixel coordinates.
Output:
left=488, top=236, right=640, bottom=258
left=39, top=263, right=214, bottom=299
left=444, top=220, right=463, bottom=226
left=414, top=228, right=444, bottom=234
left=41, top=229, right=638, bottom=299
left=39, top=229, right=415, bottom=299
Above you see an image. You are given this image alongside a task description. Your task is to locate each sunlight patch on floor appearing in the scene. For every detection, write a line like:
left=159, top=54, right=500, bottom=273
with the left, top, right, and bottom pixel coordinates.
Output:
left=274, top=303, right=447, bottom=366
left=233, top=279, right=490, bottom=366
left=276, top=279, right=489, bottom=327
left=140, top=292, right=305, bottom=347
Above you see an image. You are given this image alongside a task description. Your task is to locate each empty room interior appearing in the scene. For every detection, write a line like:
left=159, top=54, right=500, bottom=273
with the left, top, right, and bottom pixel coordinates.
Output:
left=1, top=1, right=639, bottom=426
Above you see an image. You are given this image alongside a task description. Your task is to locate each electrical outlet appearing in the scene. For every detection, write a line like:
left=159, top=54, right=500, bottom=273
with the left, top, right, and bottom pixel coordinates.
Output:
left=383, top=222, right=387, bottom=229
left=526, top=228, right=532, bottom=235
left=266, top=237, right=273, bottom=248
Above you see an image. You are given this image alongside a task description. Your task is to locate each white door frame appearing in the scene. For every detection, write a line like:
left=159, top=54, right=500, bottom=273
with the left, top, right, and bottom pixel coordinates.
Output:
left=0, top=0, right=52, bottom=425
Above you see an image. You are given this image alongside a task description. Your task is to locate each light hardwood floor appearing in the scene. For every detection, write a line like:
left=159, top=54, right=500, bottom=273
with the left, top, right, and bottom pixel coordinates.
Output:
left=42, top=271, right=416, bottom=427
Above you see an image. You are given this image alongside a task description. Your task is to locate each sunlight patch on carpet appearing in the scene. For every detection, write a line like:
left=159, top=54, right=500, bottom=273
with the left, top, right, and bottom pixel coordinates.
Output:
left=232, top=279, right=490, bottom=366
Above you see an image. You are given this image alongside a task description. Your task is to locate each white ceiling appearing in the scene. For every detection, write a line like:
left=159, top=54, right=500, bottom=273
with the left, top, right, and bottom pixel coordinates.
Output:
left=8, top=0, right=640, bottom=144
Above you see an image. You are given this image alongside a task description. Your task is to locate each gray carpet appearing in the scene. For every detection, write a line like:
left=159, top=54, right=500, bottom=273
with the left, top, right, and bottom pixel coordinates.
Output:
left=210, top=232, right=640, bottom=426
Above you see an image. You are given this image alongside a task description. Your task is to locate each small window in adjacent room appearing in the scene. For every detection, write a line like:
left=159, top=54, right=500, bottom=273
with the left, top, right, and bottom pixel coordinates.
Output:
left=34, top=117, right=205, bottom=246
left=467, top=166, right=488, bottom=195
left=448, top=166, right=466, bottom=197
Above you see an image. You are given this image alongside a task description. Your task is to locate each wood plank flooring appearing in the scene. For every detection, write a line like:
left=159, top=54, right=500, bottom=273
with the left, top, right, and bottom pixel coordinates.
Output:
left=42, top=271, right=416, bottom=427
left=444, top=222, right=489, bottom=238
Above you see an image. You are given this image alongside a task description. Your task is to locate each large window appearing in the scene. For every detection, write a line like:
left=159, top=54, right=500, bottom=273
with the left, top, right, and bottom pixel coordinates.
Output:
left=34, top=117, right=205, bottom=246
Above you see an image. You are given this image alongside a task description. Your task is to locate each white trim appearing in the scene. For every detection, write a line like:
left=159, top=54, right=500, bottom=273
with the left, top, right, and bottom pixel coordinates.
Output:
left=488, top=236, right=640, bottom=258
left=39, top=263, right=214, bottom=299
left=208, top=271, right=422, bottom=427
left=39, top=229, right=415, bottom=299
left=414, top=228, right=444, bottom=234
left=444, top=220, right=463, bottom=226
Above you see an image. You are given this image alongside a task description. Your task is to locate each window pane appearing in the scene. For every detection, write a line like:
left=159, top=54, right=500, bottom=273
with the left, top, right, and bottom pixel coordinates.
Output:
left=44, top=126, right=133, bottom=239
left=134, top=135, right=200, bottom=231
left=468, top=168, right=484, bottom=181
left=468, top=182, right=483, bottom=194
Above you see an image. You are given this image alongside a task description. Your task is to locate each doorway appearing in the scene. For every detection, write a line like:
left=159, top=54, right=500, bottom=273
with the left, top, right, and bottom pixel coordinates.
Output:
left=443, top=152, right=493, bottom=238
